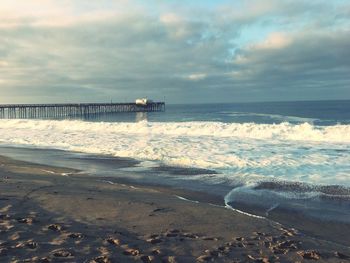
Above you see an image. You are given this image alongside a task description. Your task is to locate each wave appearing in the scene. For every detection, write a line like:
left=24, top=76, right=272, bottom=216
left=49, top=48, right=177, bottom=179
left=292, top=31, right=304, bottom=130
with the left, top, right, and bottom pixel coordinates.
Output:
left=0, top=119, right=349, bottom=187
left=224, top=180, right=350, bottom=223
left=1, top=119, right=350, bottom=143
left=221, top=111, right=319, bottom=124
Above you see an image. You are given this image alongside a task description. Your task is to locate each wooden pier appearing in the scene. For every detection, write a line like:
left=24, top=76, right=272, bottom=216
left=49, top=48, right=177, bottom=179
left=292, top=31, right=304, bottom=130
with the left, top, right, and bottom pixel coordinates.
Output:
left=0, top=102, right=165, bottom=119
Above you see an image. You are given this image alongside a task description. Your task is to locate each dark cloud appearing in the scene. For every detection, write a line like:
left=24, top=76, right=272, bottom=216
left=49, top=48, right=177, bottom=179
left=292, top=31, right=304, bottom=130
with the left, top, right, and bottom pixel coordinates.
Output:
left=0, top=1, right=349, bottom=103
left=228, top=30, right=350, bottom=101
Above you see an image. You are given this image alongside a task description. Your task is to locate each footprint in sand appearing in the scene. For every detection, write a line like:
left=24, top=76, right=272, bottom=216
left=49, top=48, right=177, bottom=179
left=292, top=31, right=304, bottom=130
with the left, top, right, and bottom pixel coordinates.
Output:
left=9, top=232, right=21, bottom=241
left=253, top=231, right=266, bottom=236
left=202, top=236, right=219, bottom=241
left=47, top=224, right=63, bottom=232
left=90, top=255, right=112, bottom=263
left=276, top=240, right=300, bottom=250
left=204, top=249, right=222, bottom=258
left=97, top=246, right=111, bottom=257
left=52, top=249, right=74, bottom=258
left=0, top=213, right=10, bottom=220
left=217, top=245, right=231, bottom=254
left=49, top=236, right=67, bottom=246
left=26, top=257, right=51, bottom=263
left=197, top=254, right=213, bottom=262
left=162, top=256, right=177, bottom=263
left=151, top=249, right=161, bottom=255
left=297, top=250, right=321, bottom=260
left=247, top=255, right=270, bottom=262
left=272, top=247, right=289, bottom=255
left=147, top=237, right=162, bottom=244
left=140, top=255, right=154, bottom=263
left=181, top=233, right=199, bottom=239
left=0, top=205, right=12, bottom=213
left=165, top=229, right=180, bottom=237
left=68, top=232, right=84, bottom=239
left=15, top=240, right=38, bottom=250
left=146, top=229, right=207, bottom=247
left=123, top=248, right=140, bottom=256
left=17, top=217, right=37, bottom=224
left=106, top=237, right=120, bottom=246
left=0, top=221, right=14, bottom=231
left=0, top=240, right=8, bottom=247
left=25, top=241, right=38, bottom=249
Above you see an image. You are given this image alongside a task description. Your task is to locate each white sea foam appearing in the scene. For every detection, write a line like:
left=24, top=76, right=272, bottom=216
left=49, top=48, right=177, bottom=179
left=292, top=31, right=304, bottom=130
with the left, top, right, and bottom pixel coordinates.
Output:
left=40, top=169, right=70, bottom=176
left=175, top=195, right=200, bottom=204
left=223, top=111, right=318, bottom=123
left=99, top=180, right=115, bottom=185
left=0, top=119, right=349, bottom=186
left=225, top=204, right=266, bottom=219
left=1, top=119, right=350, bottom=142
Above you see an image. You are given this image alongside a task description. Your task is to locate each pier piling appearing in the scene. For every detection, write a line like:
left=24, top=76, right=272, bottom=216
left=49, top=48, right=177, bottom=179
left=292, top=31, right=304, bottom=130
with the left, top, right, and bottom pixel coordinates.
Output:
left=0, top=102, right=165, bottom=119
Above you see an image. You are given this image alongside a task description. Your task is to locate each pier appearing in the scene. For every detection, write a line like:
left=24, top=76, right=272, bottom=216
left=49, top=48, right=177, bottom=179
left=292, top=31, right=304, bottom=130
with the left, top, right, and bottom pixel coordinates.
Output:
left=0, top=102, right=165, bottom=119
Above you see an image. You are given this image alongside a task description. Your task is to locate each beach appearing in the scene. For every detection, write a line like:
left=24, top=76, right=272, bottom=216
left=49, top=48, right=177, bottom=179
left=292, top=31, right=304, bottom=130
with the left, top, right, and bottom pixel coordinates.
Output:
left=1, top=0, right=349, bottom=259
left=1, top=0, right=350, bottom=260
left=1, top=155, right=349, bottom=262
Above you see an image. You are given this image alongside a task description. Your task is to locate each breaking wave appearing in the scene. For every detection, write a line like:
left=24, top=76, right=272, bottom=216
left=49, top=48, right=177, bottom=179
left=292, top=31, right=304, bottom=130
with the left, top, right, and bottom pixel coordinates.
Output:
left=0, top=119, right=349, bottom=187
left=1, top=119, right=350, bottom=142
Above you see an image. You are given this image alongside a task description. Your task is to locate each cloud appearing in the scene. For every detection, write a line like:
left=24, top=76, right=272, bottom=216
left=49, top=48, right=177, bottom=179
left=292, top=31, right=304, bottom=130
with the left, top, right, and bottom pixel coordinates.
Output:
left=0, top=0, right=349, bottom=103
left=187, top=73, right=207, bottom=81
left=228, top=29, right=350, bottom=100
left=160, top=13, right=182, bottom=24
left=248, top=32, right=292, bottom=50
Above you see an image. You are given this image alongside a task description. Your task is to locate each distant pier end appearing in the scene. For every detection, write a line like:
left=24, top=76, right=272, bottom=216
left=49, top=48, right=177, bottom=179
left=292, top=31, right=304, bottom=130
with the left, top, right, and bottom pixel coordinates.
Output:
left=0, top=102, right=165, bottom=119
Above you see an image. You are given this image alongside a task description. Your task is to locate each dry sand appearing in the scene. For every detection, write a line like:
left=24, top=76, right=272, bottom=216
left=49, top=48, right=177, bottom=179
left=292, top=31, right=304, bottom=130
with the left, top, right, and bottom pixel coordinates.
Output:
left=0, top=155, right=349, bottom=262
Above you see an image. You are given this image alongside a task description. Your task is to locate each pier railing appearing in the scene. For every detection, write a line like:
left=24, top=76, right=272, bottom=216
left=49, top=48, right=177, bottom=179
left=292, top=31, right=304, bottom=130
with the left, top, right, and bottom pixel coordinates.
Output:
left=0, top=102, right=165, bottom=119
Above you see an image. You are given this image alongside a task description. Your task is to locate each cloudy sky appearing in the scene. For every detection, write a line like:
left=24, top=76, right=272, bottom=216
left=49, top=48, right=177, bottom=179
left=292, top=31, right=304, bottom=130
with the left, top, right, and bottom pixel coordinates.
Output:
left=0, top=0, right=349, bottom=104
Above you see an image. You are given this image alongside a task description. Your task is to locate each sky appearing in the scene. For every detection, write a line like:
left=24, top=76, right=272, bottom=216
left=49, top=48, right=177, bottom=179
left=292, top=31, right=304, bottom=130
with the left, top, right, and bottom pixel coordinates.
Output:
left=0, top=0, right=349, bottom=104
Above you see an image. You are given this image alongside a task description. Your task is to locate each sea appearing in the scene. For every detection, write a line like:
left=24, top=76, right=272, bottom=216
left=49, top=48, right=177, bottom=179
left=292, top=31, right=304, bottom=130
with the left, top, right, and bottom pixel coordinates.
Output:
left=0, top=100, right=349, bottom=223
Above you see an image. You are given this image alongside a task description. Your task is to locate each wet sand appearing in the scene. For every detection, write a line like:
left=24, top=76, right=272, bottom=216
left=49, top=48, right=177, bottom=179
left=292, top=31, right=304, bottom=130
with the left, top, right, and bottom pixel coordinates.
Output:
left=0, top=155, right=349, bottom=262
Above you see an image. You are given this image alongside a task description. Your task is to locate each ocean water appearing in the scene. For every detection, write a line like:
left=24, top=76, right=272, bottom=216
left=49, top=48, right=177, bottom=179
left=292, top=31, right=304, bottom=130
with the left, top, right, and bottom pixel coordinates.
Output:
left=0, top=100, right=349, bottom=222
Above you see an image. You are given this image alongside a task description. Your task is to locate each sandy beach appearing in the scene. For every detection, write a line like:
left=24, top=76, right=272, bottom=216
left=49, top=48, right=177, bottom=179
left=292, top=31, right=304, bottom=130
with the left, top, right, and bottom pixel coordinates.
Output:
left=0, top=155, right=349, bottom=262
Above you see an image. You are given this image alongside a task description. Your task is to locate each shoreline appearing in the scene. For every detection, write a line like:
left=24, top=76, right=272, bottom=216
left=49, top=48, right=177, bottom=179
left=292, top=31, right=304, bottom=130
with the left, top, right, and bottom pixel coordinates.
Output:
left=1, top=145, right=349, bottom=233
left=0, top=154, right=349, bottom=262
